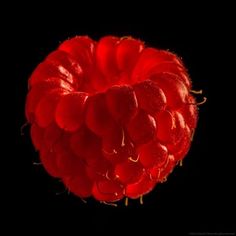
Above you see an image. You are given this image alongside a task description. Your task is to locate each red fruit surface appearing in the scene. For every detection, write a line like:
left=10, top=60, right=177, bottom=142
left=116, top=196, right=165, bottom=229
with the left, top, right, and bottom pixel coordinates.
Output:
left=26, top=36, right=199, bottom=204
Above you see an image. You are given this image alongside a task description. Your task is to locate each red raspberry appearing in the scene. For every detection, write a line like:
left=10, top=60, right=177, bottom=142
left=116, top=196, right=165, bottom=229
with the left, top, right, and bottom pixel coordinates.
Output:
left=25, top=36, right=200, bottom=205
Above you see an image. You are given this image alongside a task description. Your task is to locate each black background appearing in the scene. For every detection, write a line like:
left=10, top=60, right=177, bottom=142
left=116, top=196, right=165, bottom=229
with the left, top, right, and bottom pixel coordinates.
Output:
left=10, top=3, right=234, bottom=235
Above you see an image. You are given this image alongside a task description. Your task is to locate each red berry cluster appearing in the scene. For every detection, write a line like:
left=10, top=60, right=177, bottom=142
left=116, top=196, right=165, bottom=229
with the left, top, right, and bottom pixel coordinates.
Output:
left=25, top=36, right=198, bottom=203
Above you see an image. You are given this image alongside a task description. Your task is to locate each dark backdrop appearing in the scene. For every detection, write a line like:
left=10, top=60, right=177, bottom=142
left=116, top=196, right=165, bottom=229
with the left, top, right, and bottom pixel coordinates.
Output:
left=11, top=4, right=234, bottom=235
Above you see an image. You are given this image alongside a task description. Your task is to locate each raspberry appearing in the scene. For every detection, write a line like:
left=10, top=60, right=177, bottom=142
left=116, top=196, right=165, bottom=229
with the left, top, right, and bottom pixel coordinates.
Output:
left=25, top=35, right=201, bottom=205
